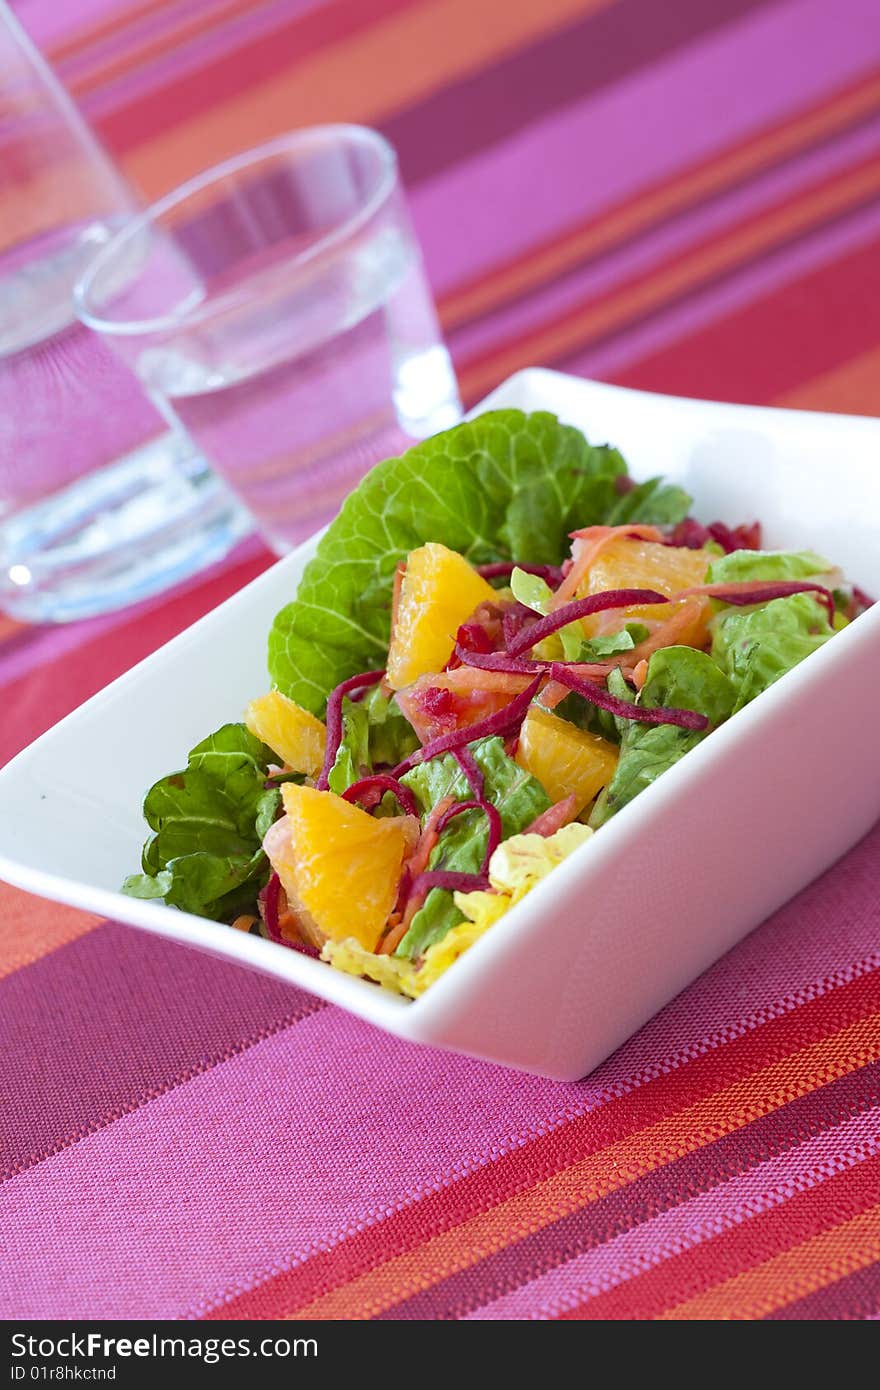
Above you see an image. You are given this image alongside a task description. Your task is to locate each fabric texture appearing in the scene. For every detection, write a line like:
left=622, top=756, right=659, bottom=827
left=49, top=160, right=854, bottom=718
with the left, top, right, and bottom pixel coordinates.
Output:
left=2, top=0, right=879, bottom=1320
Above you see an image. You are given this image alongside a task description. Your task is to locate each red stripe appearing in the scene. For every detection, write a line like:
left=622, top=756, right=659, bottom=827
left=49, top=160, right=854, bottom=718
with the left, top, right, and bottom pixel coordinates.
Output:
left=94, top=0, right=420, bottom=155
left=766, top=1258, right=880, bottom=1319
left=380, top=1069, right=880, bottom=1319
left=206, top=966, right=880, bottom=1318
left=559, top=1148, right=880, bottom=1319
left=0, top=548, right=272, bottom=767
left=607, top=230, right=880, bottom=403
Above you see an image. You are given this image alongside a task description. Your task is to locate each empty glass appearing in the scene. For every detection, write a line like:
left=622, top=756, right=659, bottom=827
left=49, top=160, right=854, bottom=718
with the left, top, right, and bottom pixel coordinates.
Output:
left=75, top=126, right=462, bottom=553
left=0, top=3, right=248, bottom=623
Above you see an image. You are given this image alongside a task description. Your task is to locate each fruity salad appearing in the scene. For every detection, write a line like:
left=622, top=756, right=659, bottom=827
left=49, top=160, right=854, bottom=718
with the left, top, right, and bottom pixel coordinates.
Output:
left=125, top=411, right=870, bottom=997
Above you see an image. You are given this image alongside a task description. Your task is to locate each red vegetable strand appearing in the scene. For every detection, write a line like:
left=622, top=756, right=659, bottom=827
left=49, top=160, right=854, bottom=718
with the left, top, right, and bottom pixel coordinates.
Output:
left=391, top=675, right=543, bottom=776
left=549, top=663, right=709, bottom=730
left=407, top=869, right=490, bottom=900
left=316, top=668, right=385, bottom=790
left=260, top=872, right=282, bottom=941
left=435, top=797, right=503, bottom=873
left=454, top=745, right=485, bottom=798
left=681, top=580, right=836, bottom=625
left=341, top=774, right=419, bottom=818
left=478, top=561, right=563, bottom=584
left=506, top=589, right=668, bottom=657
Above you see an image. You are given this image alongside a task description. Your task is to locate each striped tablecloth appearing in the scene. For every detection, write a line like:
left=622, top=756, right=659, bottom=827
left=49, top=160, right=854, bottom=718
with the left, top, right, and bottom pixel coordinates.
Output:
left=3, top=0, right=879, bottom=1320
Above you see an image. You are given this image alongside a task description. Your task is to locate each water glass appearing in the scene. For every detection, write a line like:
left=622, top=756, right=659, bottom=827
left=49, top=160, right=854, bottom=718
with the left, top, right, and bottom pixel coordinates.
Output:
left=0, top=4, right=247, bottom=623
left=75, top=126, right=462, bottom=554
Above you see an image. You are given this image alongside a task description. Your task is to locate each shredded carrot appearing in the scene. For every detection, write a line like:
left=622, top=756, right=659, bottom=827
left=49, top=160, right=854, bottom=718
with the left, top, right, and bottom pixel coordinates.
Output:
left=554, top=524, right=664, bottom=606
left=632, top=659, right=649, bottom=691
left=378, top=918, right=410, bottom=955
left=230, top=914, right=258, bottom=933
left=626, top=598, right=709, bottom=665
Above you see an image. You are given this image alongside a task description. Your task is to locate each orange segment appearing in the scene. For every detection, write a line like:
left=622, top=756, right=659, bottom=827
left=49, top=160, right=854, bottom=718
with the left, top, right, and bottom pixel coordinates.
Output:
left=386, top=542, right=497, bottom=690
left=577, top=537, right=713, bottom=643
left=245, top=690, right=327, bottom=775
left=273, top=784, right=408, bottom=950
left=516, top=706, right=618, bottom=814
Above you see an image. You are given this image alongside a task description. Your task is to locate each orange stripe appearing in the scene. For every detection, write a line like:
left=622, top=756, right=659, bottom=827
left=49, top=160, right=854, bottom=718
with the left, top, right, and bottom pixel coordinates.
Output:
left=0, top=615, right=26, bottom=643
left=286, top=1009, right=880, bottom=1319
left=659, top=1204, right=880, bottom=1319
left=122, top=0, right=613, bottom=196
left=456, top=151, right=880, bottom=402
left=774, top=342, right=880, bottom=415
left=0, top=884, right=102, bottom=981
left=440, top=67, right=880, bottom=330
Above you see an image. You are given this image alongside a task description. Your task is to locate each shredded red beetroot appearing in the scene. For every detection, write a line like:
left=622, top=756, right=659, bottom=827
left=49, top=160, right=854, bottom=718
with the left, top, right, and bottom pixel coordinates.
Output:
left=501, top=603, right=534, bottom=648
left=667, top=518, right=763, bottom=552
left=506, top=589, right=669, bottom=657
left=258, top=873, right=320, bottom=957
left=260, top=872, right=282, bottom=940
left=454, top=646, right=544, bottom=673
left=407, top=869, right=490, bottom=900
left=454, top=745, right=485, bottom=798
left=549, top=663, right=709, bottom=730
left=853, top=585, right=875, bottom=615
left=478, top=561, right=563, bottom=585
left=435, top=798, right=502, bottom=873
left=524, top=794, right=578, bottom=836
left=683, top=580, right=835, bottom=625
left=341, top=775, right=419, bottom=818
left=316, top=668, right=385, bottom=790
left=392, top=674, right=543, bottom=776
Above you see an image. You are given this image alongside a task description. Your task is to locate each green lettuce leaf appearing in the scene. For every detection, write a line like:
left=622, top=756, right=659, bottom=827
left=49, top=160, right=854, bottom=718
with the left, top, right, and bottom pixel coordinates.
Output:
left=590, top=648, right=735, bottom=826
left=396, top=736, right=551, bottom=959
left=124, top=723, right=278, bottom=920
left=268, top=411, right=635, bottom=713
left=707, top=548, right=831, bottom=584
left=327, top=698, right=371, bottom=795
left=604, top=476, right=692, bottom=526
left=711, top=591, right=836, bottom=711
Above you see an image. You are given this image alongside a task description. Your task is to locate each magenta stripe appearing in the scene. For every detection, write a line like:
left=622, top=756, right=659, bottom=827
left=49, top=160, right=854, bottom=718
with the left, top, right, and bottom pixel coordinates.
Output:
left=412, top=0, right=879, bottom=294
left=450, top=113, right=880, bottom=363
left=383, top=0, right=783, bottom=188
left=564, top=197, right=880, bottom=382
left=767, top=1260, right=880, bottom=1318
left=0, top=1008, right=588, bottom=1319
left=0, top=924, right=320, bottom=1178
left=468, top=1108, right=880, bottom=1319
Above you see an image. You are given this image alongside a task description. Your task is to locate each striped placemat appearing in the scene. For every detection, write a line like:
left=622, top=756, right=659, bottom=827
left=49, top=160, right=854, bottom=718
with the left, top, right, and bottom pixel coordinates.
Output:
left=2, top=0, right=879, bottom=1319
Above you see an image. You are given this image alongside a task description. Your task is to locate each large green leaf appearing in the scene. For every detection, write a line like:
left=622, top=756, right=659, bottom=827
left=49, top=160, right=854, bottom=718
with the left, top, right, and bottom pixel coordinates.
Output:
left=267, top=411, right=635, bottom=713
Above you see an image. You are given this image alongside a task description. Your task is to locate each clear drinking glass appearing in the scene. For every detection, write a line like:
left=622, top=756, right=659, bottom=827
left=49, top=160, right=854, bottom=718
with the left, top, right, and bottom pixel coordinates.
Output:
left=74, top=126, right=462, bottom=553
left=0, top=4, right=248, bottom=622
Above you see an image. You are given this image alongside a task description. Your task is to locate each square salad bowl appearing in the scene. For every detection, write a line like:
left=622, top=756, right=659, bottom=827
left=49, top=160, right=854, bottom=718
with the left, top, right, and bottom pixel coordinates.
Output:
left=1, top=368, right=878, bottom=1081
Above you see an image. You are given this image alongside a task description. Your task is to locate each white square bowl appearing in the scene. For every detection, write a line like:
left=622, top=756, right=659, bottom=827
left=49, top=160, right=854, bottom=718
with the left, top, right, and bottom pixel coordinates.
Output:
left=1, top=369, right=878, bottom=1081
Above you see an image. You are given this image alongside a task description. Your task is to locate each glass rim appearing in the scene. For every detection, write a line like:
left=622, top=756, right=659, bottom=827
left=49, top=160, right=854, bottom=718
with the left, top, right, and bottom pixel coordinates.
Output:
left=73, top=124, right=399, bottom=339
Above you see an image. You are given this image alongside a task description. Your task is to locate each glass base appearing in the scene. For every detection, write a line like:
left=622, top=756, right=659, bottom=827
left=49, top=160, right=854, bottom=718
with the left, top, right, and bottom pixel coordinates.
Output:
left=0, top=434, right=252, bottom=623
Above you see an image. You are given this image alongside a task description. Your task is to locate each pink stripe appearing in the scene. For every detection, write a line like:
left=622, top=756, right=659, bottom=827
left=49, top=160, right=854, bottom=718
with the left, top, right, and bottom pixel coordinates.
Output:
left=2, top=826, right=878, bottom=1318
left=450, top=113, right=880, bottom=363
left=470, top=1110, right=880, bottom=1318
left=565, top=196, right=880, bottom=382
left=412, top=0, right=880, bottom=294
left=71, top=0, right=327, bottom=121
left=56, top=0, right=233, bottom=85
left=0, top=536, right=262, bottom=701
left=0, top=1009, right=587, bottom=1319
